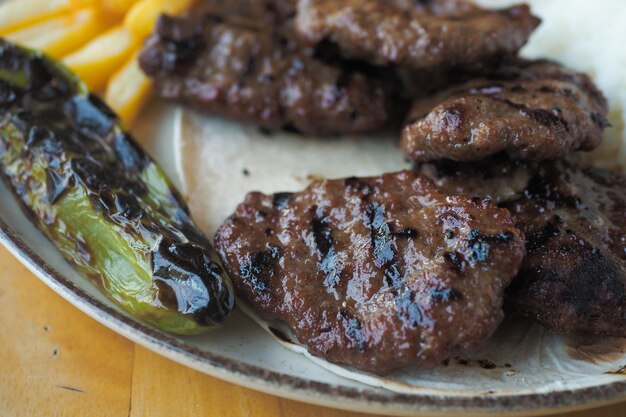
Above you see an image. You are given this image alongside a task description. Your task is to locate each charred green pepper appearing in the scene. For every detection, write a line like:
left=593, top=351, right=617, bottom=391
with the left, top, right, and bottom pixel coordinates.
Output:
left=0, top=40, right=234, bottom=335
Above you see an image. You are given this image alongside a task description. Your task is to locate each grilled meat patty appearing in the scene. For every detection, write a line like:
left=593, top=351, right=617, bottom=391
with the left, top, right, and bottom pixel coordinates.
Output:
left=201, top=0, right=296, bottom=27
left=402, top=60, right=609, bottom=162
left=215, top=171, right=525, bottom=374
left=419, top=158, right=626, bottom=336
left=294, top=0, right=539, bottom=71
left=138, top=11, right=393, bottom=136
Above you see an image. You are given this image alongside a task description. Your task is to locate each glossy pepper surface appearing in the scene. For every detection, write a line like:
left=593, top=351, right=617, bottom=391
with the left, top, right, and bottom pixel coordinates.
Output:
left=0, top=40, right=235, bottom=334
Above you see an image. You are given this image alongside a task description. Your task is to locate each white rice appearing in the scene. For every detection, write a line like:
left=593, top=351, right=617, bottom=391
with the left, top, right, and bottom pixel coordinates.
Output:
left=476, top=0, right=626, bottom=171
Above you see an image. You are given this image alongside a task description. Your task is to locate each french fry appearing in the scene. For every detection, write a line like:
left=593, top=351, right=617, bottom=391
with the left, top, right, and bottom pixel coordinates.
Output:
left=104, top=0, right=141, bottom=15
left=63, top=25, right=139, bottom=91
left=0, top=0, right=70, bottom=36
left=68, top=0, right=97, bottom=8
left=4, top=8, right=117, bottom=59
left=105, top=51, right=153, bottom=126
left=124, top=0, right=196, bottom=39
left=68, top=0, right=140, bottom=15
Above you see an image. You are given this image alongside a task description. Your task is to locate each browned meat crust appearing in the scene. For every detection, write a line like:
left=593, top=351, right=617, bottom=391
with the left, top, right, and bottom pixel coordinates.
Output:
left=402, top=60, right=609, bottom=162
left=419, top=158, right=626, bottom=336
left=294, top=0, right=540, bottom=71
left=215, top=171, right=525, bottom=374
left=201, top=0, right=296, bottom=28
left=138, top=11, right=393, bottom=136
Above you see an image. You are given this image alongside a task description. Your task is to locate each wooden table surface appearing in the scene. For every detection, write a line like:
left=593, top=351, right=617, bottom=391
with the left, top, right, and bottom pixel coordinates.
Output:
left=0, top=244, right=625, bottom=417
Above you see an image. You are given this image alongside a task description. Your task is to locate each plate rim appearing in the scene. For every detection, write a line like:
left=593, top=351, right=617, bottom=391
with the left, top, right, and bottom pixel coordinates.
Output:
left=2, top=217, right=626, bottom=416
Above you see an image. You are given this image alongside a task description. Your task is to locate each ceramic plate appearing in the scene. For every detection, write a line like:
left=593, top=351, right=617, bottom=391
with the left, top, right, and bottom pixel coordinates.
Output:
left=2, top=100, right=626, bottom=417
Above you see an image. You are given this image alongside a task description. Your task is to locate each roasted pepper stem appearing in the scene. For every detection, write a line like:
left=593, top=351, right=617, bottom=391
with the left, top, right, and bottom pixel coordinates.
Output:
left=0, top=40, right=234, bottom=334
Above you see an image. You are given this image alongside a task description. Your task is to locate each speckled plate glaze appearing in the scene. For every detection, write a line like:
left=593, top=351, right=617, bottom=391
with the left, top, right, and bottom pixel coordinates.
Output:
left=1, top=102, right=626, bottom=417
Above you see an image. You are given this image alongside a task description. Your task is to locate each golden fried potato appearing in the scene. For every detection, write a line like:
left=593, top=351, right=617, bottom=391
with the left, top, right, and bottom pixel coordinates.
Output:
left=105, top=51, right=153, bottom=126
left=4, top=8, right=116, bottom=58
left=0, top=0, right=70, bottom=35
left=63, top=25, right=139, bottom=91
left=104, top=0, right=141, bottom=14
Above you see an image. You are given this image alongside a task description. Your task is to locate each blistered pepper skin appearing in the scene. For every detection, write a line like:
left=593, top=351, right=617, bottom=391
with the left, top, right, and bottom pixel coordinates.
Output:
left=0, top=40, right=235, bottom=335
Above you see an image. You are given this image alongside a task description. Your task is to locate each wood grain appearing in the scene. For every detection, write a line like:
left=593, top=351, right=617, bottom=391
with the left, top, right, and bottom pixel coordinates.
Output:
left=0, top=245, right=133, bottom=417
left=1, top=243, right=626, bottom=417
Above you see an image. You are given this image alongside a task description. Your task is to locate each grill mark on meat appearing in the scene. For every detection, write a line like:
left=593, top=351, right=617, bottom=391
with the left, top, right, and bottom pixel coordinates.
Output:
left=239, top=246, right=279, bottom=301
left=482, top=61, right=583, bottom=84
left=469, top=80, right=598, bottom=124
left=339, top=310, right=366, bottom=352
left=392, top=228, right=419, bottom=239
left=430, top=287, right=461, bottom=303
left=312, top=212, right=333, bottom=257
left=419, top=157, right=626, bottom=337
left=367, top=203, right=394, bottom=267
left=336, top=70, right=351, bottom=90
left=395, top=288, right=426, bottom=328
left=525, top=221, right=561, bottom=252
left=294, top=0, right=539, bottom=71
left=592, top=112, right=612, bottom=128
left=564, top=249, right=625, bottom=316
left=502, top=84, right=595, bottom=121
left=366, top=203, right=403, bottom=289
left=444, top=251, right=467, bottom=275
left=272, top=192, right=293, bottom=209
left=467, top=229, right=493, bottom=264
left=517, top=239, right=625, bottom=318
left=215, top=171, right=525, bottom=373
left=402, top=60, right=607, bottom=162
left=523, top=170, right=582, bottom=208
left=445, top=229, right=515, bottom=274
left=139, top=7, right=393, bottom=136
left=311, top=211, right=343, bottom=295
left=466, top=83, right=577, bottom=119
left=490, top=96, right=570, bottom=132
left=344, top=176, right=370, bottom=192
left=485, top=64, right=607, bottom=109
left=467, top=229, right=516, bottom=264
